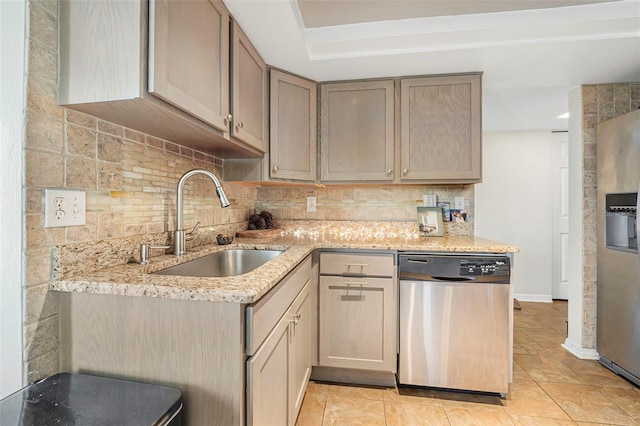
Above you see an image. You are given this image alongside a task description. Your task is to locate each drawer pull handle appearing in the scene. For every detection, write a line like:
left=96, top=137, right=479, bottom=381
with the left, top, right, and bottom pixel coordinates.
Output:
left=340, top=282, right=366, bottom=301
left=345, top=263, right=367, bottom=274
left=341, top=295, right=365, bottom=301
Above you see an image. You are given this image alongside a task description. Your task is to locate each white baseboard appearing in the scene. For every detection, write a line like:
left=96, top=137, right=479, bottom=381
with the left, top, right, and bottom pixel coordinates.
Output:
left=513, top=293, right=553, bottom=303
left=562, top=338, right=600, bottom=360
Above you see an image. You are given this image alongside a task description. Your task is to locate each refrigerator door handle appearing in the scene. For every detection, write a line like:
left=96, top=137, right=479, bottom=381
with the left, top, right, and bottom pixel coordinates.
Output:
left=637, top=180, right=640, bottom=259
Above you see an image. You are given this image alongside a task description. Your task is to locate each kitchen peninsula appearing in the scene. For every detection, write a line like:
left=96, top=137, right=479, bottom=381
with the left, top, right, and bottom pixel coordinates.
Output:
left=52, top=221, right=518, bottom=425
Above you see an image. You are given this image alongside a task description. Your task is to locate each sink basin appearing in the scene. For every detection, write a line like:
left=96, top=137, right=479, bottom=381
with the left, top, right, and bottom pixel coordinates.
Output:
left=152, top=249, right=285, bottom=277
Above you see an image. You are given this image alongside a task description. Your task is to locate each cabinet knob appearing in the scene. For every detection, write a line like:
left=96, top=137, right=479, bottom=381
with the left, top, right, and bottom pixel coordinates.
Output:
left=224, top=114, right=232, bottom=126
left=236, top=121, right=244, bottom=130
left=273, top=165, right=279, bottom=173
left=386, top=169, right=392, bottom=175
left=402, top=168, right=409, bottom=175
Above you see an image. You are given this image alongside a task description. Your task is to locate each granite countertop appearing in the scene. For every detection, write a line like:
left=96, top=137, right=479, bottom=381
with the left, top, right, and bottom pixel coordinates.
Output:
left=51, top=232, right=518, bottom=304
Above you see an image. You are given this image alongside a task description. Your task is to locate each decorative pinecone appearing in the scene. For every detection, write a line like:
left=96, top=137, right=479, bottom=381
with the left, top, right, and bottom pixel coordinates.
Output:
left=248, top=222, right=257, bottom=230
left=216, top=234, right=233, bottom=245
left=259, top=211, right=275, bottom=229
left=248, top=214, right=267, bottom=230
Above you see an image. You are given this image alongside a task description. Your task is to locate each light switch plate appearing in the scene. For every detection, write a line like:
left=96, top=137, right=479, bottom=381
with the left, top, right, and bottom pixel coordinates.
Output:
left=307, top=196, right=316, bottom=212
left=44, top=189, right=86, bottom=228
left=454, top=197, right=465, bottom=210
left=423, top=194, right=437, bottom=207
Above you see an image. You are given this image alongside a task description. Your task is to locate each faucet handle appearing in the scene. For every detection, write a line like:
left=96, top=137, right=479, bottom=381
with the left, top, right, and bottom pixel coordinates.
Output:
left=185, top=221, right=200, bottom=241
left=139, top=243, right=171, bottom=265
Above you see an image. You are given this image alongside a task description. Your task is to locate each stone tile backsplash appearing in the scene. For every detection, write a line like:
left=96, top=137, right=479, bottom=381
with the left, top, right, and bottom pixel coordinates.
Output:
left=256, top=185, right=475, bottom=225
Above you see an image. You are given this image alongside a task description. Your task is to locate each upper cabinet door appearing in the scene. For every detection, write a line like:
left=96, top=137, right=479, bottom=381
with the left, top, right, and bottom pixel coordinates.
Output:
left=231, top=21, right=268, bottom=153
left=149, top=0, right=230, bottom=132
left=400, top=74, right=482, bottom=182
left=320, top=80, right=395, bottom=182
left=270, top=70, right=317, bottom=182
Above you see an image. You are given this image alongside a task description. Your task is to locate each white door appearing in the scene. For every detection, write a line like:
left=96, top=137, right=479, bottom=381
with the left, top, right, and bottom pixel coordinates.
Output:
left=552, top=132, right=569, bottom=300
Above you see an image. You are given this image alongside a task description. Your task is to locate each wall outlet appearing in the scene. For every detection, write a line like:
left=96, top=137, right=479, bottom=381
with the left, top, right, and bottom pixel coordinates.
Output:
left=307, top=196, right=316, bottom=212
left=44, top=189, right=86, bottom=228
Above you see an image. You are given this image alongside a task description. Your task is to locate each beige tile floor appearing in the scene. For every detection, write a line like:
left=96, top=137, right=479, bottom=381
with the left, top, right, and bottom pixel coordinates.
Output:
left=296, top=301, right=640, bottom=426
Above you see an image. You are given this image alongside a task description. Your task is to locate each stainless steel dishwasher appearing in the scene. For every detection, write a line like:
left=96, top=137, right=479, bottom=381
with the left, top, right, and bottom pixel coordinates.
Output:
left=398, top=253, right=511, bottom=395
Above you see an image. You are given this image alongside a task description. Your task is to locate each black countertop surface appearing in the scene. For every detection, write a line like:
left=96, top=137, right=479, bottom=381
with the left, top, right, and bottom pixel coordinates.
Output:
left=0, top=373, right=182, bottom=425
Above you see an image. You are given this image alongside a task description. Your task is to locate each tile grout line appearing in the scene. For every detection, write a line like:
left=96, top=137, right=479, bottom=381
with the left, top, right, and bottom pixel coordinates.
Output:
left=534, top=379, right=577, bottom=424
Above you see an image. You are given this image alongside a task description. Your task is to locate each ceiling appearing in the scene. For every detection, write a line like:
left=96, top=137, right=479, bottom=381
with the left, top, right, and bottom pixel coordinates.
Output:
left=296, top=0, right=620, bottom=27
left=223, top=0, right=640, bottom=131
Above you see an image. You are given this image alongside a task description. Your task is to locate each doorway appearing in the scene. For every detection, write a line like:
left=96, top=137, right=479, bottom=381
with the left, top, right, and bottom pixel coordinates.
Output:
left=552, top=131, right=569, bottom=300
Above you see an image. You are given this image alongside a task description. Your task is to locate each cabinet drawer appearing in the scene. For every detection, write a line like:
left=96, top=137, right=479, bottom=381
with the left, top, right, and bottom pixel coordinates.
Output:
left=246, top=256, right=311, bottom=356
left=319, top=252, right=394, bottom=277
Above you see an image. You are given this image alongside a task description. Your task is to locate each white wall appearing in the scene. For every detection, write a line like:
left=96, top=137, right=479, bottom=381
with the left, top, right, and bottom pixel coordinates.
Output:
left=483, top=87, right=569, bottom=133
left=475, top=131, right=554, bottom=301
left=0, top=0, right=26, bottom=397
left=563, top=87, right=597, bottom=359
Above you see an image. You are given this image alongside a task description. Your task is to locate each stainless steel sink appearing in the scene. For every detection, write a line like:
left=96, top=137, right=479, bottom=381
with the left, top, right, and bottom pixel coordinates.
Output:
left=152, top=249, right=285, bottom=277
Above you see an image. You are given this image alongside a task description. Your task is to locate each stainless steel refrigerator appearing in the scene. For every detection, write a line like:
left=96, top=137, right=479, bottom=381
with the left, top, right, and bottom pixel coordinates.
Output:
left=596, top=108, right=640, bottom=387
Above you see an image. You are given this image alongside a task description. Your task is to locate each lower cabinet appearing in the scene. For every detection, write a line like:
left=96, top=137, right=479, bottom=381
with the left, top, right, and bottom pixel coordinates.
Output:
left=290, top=281, right=313, bottom=418
left=318, top=275, right=396, bottom=372
left=247, top=281, right=312, bottom=426
left=247, top=315, right=289, bottom=425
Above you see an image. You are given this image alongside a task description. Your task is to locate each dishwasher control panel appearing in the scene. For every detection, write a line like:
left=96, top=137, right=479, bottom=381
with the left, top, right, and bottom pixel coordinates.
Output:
left=460, top=258, right=510, bottom=277
left=398, top=254, right=510, bottom=283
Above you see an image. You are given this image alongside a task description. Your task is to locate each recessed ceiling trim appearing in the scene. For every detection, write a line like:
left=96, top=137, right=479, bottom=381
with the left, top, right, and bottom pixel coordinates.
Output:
left=303, top=0, right=640, bottom=43
left=307, top=28, right=640, bottom=61
left=296, top=0, right=627, bottom=28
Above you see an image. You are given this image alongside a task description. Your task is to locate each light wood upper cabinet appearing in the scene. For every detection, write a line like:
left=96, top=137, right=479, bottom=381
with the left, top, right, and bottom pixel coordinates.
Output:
left=320, top=81, right=395, bottom=182
left=149, top=0, right=229, bottom=132
left=400, top=74, right=482, bottom=182
left=270, top=70, right=317, bottom=181
left=231, top=21, right=268, bottom=153
left=317, top=73, right=482, bottom=183
left=224, top=69, right=316, bottom=182
left=58, top=0, right=262, bottom=158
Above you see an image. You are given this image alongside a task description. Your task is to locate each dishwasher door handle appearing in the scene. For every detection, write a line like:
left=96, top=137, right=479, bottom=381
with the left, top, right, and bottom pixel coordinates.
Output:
left=429, top=276, right=476, bottom=282
left=400, top=275, right=477, bottom=282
